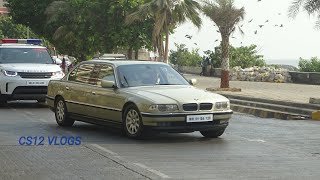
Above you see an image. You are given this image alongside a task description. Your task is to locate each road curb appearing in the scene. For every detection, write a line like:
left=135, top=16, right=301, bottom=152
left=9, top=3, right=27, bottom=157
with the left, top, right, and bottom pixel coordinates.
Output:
left=213, top=93, right=315, bottom=120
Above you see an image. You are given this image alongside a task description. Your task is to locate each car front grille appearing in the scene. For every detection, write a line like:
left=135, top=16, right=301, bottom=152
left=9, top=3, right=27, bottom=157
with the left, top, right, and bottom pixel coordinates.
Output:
left=182, top=103, right=213, bottom=111
left=199, top=103, right=213, bottom=110
left=18, top=72, right=52, bottom=79
left=183, top=103, right=198, bottom=111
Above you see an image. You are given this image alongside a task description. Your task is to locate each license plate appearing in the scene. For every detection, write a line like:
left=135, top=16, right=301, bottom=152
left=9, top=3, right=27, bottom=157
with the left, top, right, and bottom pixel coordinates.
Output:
left=186, top=114, right=213, bottom=123
left=27, top=81, right=46, bottom=86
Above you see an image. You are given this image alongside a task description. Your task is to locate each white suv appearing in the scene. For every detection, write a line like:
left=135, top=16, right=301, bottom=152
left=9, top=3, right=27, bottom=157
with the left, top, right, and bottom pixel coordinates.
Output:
left=0, top=39, right=64, bottom=104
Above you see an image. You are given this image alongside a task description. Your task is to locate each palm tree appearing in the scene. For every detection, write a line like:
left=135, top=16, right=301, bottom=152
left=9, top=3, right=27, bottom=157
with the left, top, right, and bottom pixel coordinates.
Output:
left=289, top=0, right=320, bottom=27
left=202, top=0, right=245, bottom=88
left=125, top=0, right=202, bottom=63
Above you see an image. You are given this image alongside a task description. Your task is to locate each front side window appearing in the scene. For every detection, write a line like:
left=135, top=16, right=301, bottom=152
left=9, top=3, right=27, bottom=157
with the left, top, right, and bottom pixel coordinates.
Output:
left=69, top=63, right=95, bottom=84
left=91, top=64, right=115, bottom=87
left=0, top=48, right=53, bottom=64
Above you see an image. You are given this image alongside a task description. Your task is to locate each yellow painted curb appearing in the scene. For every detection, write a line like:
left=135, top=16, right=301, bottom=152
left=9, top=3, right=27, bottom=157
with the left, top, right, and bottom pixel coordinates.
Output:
left=312, top=110, right=320, bottom=120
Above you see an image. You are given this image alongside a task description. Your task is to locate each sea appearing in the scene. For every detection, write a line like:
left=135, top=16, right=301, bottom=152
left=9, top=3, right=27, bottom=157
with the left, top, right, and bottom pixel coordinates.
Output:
left=265, top=59, right=299, bottom=68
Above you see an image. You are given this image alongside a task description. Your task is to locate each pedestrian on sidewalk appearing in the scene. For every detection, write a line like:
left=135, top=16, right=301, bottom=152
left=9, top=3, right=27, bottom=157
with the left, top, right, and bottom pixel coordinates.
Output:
left=200, top=57, right=209, bottom=76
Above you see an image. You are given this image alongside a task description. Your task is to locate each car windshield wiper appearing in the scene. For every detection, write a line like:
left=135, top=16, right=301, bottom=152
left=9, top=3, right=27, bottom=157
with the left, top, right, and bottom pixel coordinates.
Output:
left=122, top=75, right=130, bottom=87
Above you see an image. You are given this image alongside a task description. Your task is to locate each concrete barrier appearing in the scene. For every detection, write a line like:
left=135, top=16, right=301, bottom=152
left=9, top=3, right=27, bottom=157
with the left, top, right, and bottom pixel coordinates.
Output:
left=289, top=71, right=320, bottom=85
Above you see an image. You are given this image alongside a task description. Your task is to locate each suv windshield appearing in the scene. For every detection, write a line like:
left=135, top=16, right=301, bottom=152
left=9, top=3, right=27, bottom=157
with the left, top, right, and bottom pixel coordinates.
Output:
left=0, top=48, right=53, bottom=64
left=117, top=64, right=189, bottom=87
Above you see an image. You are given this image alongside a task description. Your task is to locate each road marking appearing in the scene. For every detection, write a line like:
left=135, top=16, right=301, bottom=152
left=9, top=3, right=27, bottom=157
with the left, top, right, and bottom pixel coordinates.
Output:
left=248, top=139, right=266, bottom=143
left=133, top=163, right=171, bottom=179
left=90, top=144, right=170, bottom=178
left=91, top=144, right=118, bottom=155
left=24, top=111, right=35, bottom=116
left=235, top=136, right=266, bottom=143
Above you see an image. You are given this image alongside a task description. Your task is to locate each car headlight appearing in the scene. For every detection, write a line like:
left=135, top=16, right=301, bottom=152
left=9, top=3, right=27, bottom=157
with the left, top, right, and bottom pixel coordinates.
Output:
left=215, top=102, right=230, bottom=110
left=149, top=104, right=179, bottom=112
left=51, top=71, right=64, bottom=77
left=1, top=70, right=18, bottom=77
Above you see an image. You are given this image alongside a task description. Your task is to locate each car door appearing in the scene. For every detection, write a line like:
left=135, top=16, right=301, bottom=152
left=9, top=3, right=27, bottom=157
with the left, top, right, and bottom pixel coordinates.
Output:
left=63, top=63, right=95, bottom=116
left=86, top=63, right=125, bottom=124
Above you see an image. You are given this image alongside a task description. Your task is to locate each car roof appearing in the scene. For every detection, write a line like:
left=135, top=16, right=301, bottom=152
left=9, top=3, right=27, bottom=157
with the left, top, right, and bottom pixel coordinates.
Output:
left=0, top=43, right=46, bottom=49
left=87, top=60, right=167, bottom=66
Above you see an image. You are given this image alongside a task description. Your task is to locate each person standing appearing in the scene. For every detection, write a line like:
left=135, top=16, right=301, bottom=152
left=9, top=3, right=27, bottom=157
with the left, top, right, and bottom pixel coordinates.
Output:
left=61, top=56, right=66, bottom=74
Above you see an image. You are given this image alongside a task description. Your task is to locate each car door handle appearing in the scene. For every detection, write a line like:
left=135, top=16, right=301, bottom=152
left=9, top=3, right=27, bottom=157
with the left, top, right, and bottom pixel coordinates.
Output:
left=66, top=87, right=70, bottom=90
left=92, top=91, right=96, bottom=95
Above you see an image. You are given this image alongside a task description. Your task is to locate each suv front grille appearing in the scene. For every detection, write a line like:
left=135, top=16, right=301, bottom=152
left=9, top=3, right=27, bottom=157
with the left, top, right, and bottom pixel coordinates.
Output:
left=18, top=72, right=52, bottom=79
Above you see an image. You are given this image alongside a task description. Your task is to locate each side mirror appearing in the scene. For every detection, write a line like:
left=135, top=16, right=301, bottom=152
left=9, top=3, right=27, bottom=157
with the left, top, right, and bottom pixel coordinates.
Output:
left=101, top=79, right=116, bottom=88
left=189, top=78, right=198, bottom=86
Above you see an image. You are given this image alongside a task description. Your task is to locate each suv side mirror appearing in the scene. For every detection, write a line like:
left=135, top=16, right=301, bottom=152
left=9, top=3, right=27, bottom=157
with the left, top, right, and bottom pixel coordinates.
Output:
left=189, top=78, right=198, bottom=86
left=101, top=79, right=116, bottom=88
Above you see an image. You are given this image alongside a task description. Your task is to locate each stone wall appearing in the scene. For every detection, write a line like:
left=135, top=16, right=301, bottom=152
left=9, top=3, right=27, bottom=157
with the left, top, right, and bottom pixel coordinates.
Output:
left=229, top=66, right=292, bottom=83
left=176, top=65, right=320, bottom=85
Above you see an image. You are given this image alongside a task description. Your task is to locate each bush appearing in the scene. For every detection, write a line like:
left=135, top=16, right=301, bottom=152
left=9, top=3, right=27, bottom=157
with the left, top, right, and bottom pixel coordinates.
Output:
left=169, top=43, right=202, bottom=67
left=205, top=44, right=266, bottom=69
left=298, top=57, right=320, bottom=72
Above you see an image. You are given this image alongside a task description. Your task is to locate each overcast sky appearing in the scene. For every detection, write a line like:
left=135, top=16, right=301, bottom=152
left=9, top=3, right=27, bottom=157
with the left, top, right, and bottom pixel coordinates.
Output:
left=170, top=0, right=320, bottom=62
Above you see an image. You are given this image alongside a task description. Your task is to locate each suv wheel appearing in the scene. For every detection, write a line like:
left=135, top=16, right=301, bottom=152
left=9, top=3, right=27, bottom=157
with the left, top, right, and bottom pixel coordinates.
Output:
left=54, top=97, right=74, bottom=126
left=0, top=94, right=7, bottom=106
left=123, top=104, right=144, bottom=139
left=200, top=129, right=225, bottom=138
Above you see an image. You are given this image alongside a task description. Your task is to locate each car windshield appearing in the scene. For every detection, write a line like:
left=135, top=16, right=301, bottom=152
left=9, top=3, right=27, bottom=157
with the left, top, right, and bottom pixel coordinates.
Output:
left=0, top=48, right=53, bottom=64
left=117, top=64, right=189, bottom=87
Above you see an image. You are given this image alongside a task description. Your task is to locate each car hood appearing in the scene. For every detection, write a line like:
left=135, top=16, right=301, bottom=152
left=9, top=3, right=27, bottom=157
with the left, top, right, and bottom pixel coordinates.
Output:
left=0, top=63, right=61, bottom=72
left=123, top=85, right=229, bottom=104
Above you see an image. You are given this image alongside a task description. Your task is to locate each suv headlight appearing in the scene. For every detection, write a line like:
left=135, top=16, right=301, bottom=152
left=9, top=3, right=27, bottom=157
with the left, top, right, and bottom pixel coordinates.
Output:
left=1, top=70, right=18, bottom=77
left=51, top=71, right=64, bottom=78
left=215, top=102, right=230, bottom=110
left=149, top=104, right=179, bottom=112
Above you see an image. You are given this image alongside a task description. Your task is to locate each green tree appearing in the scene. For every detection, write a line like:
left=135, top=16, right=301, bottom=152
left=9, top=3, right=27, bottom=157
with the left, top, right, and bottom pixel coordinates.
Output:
left=0, top=16, right=38, bottom=39
left=289, top=0, right=320, bottom=27
left=298, top=57, right=320, bottom=72
left=8, top=0, right=154, bottom=61
left=169, top=43, right=202, bottom=66
left=202, top=0, right=245, bottom=88
left=205, top=44, right=265, bottom=69
left=6, top=0, right=55, bottom=36
left=126, top=0, right=202, bottom=63
left=229, top=45, right=265, bottom=68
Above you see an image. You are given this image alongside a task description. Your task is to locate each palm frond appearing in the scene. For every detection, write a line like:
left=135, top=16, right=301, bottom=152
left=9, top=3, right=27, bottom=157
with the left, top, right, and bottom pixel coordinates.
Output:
left=288, top=0, right=305, bottom=18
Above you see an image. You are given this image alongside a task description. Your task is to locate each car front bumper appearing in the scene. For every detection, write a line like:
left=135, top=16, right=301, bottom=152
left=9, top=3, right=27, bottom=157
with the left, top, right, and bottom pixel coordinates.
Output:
left=141, top=111, right=232, bottom=133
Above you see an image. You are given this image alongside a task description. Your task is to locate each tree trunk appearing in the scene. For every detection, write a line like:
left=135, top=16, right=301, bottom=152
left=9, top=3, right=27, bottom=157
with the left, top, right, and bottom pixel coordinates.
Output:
left=134, top=49, right=139, bottom=59
left=220, top=34, right=230, bottom=88
left=127, top=47, right=133, bottom=59
left=164, top=28, right=169, bottom=64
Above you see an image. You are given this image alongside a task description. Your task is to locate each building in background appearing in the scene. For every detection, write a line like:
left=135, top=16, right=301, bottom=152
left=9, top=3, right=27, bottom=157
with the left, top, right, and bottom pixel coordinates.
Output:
left=0, top=0, right=8, bottom=16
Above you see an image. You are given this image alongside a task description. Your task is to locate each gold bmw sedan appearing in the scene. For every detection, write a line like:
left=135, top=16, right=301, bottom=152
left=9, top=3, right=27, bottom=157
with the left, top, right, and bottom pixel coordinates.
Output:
left=46, top=60, right=232, bottom=138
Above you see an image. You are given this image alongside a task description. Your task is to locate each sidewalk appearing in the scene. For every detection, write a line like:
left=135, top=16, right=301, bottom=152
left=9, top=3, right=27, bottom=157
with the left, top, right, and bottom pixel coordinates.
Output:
left=185, top=74, right=320, bottom=104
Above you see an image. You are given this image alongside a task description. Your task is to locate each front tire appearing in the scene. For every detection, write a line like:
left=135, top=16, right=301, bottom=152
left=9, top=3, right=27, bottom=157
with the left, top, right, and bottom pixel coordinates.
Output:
left=123, top=104, right=144, bottom=139
left=0, top=95, right=7, bottom=106
left=200, top=129, right=225, bottom=138
left=54, top=97, right=74, bottom=127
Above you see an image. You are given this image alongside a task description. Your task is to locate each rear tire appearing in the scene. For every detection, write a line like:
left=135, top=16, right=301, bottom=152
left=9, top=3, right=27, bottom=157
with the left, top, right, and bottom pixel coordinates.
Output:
left=200, top=129, right=225, bottom=138
left=54, top=97, right=74, bottom=127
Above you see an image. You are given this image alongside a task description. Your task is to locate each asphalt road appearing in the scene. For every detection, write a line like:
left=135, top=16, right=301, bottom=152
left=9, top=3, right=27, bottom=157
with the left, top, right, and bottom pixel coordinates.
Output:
left=1, top=101, right=320, bottom=180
